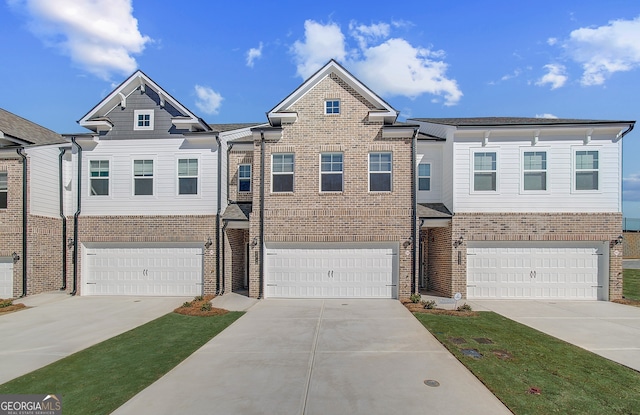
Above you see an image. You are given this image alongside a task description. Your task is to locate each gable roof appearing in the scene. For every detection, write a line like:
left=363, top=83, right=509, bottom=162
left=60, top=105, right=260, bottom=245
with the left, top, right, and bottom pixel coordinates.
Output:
left=267, top=60, right=398, bottom=126
left=411, top=117, right=635, bottom=128
left=0, top=108, right=66, bottom=147
left=78, top=70, right=210, bottom=133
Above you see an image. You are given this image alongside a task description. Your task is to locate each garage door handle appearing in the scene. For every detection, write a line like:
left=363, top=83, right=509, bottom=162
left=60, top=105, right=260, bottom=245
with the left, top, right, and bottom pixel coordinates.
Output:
left=86, top=282, right=97, bottom=285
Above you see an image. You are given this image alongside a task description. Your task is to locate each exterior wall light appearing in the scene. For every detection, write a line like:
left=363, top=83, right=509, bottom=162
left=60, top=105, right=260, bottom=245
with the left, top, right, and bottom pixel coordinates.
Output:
left=67, top=237, right=74, bottom=250
left=403, top=237, right=413, bottom=248
left=250, top=237, right=258, bottom=247
left=11, top=252, right=20, bottom=262
left=204, top=237, right=213, bottom=250
left=453, top=236, right=464, bottom=248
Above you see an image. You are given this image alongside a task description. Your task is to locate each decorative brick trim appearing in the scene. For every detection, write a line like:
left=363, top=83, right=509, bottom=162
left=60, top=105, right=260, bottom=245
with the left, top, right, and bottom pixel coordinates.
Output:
left=319, top=145, right=343, bottom=152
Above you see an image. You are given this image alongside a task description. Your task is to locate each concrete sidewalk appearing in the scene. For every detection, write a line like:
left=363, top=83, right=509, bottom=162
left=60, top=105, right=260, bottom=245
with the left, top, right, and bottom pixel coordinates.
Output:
left=0, top=292, right=188, bottom=384
left=113, top=299, right=510, bottom=415
left=468, top=300, right=640, bottom=371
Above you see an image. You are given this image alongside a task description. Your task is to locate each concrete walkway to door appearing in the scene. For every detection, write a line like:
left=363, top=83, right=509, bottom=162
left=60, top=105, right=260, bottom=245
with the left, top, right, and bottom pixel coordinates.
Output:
left=113, top=299, right=510, bottom=415
left=468, top=300, right=640, bottom=372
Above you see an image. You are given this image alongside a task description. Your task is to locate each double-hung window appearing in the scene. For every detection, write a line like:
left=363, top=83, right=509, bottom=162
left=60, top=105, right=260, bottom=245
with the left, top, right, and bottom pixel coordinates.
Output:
left=272, top=154, right=294, bottom=192
left=473, top=151, right=497, bottom=191
left=369, top=152, right=392, bottom=192
left=575, top=150, right=599, bottom=191
left=320, top=153, right=343, bottom=192
left=325, top=100, right=340, bottom=114
left=418, top=163, right=431, bottom=191
left=238, top=164, right=251, bottom=192
left=523, top=151, right=547, bottom=191
left=0, top=172, right=7, bottom=208
left=89, top=160, right=109, bottom=196
left=134, top=110, right=154, bottom=130
left=178, top=158, right=198, bottom=195
left=133, top=159, right=154, bottom=195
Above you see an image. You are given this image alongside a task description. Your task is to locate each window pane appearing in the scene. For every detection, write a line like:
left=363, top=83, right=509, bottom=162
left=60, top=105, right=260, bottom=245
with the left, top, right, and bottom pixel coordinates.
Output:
left=91, top=179, right=109, bottom=196
left=370, top=173, right=391, bottom=191
left=135, top=178, right=153, bottom=195
left=273, top=174, right=293, bottom=192
left=419, top=177, right=431, bottom=191
left=418, top=164, right=430, bottom=176
left=134, top=160, right=153, bottom=176
left=179, top=177, right=197, bottom=195
left=325, top=100, right=340, bottom=114
left=273, top=154, right=294, bottom=173
left=321, top=173, right=342, bottom=192
left=0, top=192, right=6, bottom=209
left=524, top=152, right=546, bottom=170
left=0, top=172, right=7, bottom=191
left=239, top=165, right=251, bottom=178
left=474, top=152, right=496, bottom=171
left=178, top=159, right=198, bottom=176
left=90, top=160, right=109, bottom=177
left=321, top=153, right=342, bottom=172
left=524, top=172, right=546, bottom=191
left=576, top=171, right=598, bottom=190
left=474, top=172, right=496, bottom=191
left=239, top=179, right=251, bottom=192
left=576, top=151, right=598, bottom=169
left=370, top=153, right=392, bottom=172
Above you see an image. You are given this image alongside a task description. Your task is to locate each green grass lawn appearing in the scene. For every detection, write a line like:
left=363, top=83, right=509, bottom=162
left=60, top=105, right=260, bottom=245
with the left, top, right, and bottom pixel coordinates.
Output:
left=0, top=312, right=243, bottom=415
left=624, top=268, right=640, bottom=301
left=415, top=312, right=640, bottom=415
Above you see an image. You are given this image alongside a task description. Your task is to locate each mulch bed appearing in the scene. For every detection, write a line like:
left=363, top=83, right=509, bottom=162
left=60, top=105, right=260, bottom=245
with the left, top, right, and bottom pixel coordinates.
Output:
left=612, top=298, right=640, bottom=307
left=402, top=301, right=479, bottom=317
left=173, top=295, right=229, bottom=317
left=0, top=299, right=27, bottom=314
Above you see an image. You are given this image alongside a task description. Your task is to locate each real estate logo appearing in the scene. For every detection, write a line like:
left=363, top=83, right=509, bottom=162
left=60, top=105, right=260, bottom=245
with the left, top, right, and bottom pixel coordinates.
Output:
left=0, top=394, right=61, bottom=415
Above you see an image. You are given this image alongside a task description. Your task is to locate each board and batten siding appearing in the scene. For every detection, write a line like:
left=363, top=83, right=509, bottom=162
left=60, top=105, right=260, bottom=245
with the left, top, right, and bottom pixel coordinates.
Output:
left=27, top=146, right=62, bottom=218
left=80, top=138, right=218, bottom=216
left=453, top=134, right=621, bottom=213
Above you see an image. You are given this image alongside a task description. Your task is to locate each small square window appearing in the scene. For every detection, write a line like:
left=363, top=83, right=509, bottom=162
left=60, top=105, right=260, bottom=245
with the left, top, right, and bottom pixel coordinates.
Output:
left=134, top=110, right=154, bottom=131
left=325, top=100, right=340, bottom=114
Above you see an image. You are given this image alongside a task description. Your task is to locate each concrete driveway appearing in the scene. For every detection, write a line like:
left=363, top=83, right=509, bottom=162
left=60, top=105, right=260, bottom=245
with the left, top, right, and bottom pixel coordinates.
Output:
left=0, top=292, right=188, bottom=384
left=468, top=300, right=640, bottom=371
left=113, top=299, right=510, bottom=415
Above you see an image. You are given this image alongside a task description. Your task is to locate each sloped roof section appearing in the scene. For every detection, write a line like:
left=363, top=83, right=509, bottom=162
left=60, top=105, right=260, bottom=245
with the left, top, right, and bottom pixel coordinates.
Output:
left=78, top=70, right=210, bottom=133
left=268, top=60, right=398, bottom=126
left=417, top=203, right=453, bottom=219
left=0, top=108, right=66, bottom=146
left=411, top=117, right=635, bottom=127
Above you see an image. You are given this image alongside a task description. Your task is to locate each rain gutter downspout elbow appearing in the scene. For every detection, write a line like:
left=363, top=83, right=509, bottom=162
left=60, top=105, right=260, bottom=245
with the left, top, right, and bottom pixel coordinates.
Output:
left=17, top=148, right=27, bottom=297
left=70, top=137, right=81, bottom=296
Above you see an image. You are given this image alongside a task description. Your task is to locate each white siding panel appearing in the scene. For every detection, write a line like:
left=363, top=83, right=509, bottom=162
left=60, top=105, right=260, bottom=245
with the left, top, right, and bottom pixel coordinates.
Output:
left=27, top=146, right=61, bottom=218
left=416, top=142, right=444, bottom=203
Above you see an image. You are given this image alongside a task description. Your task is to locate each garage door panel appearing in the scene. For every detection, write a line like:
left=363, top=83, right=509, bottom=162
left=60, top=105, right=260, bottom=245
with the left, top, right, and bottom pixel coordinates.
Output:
left=0, top=259, right=13, bottom=298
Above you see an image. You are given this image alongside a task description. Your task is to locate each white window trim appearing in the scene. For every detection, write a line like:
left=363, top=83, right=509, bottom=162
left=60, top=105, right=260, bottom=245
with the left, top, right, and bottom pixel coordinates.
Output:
left=368, top=152, right=393, bottom=193
left=319, top=152, right=344, bottom=193
left=134, top=110, right=154, bottom=131
left=325, top=99, right=340, bottom=115
left=132, top=157, right=156, bottom=197
left=88, top=158, right=112, bottom=197
left=572, top=146, right=601, bottom=193
left=177, top=157, right=200, bottom=197
left=418, top=162, right=431, bottom=192
left=271, top=153, right=294, bottom=193
left=238, top=164, right=252, bottom=193
left=470, top=148, right=500, bottom=194
left=520, top=148, right=550, bottom=194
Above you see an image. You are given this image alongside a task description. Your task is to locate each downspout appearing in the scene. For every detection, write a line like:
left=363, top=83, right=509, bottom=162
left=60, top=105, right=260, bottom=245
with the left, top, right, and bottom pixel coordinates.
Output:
left=221, top=222, right=228, bottom=295
left=70, top=137, right=81, bottom=296
left=16, top=148, right=27, bottom=297
left=259, top=130, right=265, bottom=299
left=218, top=142, right=235, bottom=296
left=58, top=148, right=67, bottom=290
left=215, top=134, right=221, bottom=296
left=419, top=219, right=425, bottom=289
left=411, top=128, right=419, bottom=295
left=227, top=143, right=234, bottom=203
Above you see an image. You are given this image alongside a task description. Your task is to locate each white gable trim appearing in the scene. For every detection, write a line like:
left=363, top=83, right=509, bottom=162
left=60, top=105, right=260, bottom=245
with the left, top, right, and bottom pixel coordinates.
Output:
left=267, top=60, right=398, bottom=126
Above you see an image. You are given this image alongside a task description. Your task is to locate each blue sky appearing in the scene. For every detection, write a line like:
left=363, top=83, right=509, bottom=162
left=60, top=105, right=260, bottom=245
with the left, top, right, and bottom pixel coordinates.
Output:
left=2, top=0, right=640, bottom=216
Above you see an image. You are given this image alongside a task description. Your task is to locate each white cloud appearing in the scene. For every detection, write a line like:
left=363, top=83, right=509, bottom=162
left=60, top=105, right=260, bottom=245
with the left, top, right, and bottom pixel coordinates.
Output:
left=291, top=20, right=462, bottom=105
left=8, top=0, right=150, bottom=80
left=194, top=85, right=223, bottom=115
left=563, top=16, right=640, bottom=85
left=246, top=42, right=263, bottom=67
left=535, top=113, right=559, bottom=119
left=547, top=37, right=558, bottom=46
left=291, top=20, right=346, bottom=79
left=536, top=63, right=568, bottom=89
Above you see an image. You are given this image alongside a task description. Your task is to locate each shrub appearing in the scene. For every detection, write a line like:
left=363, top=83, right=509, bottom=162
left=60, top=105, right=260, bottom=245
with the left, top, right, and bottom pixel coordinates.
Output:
left=0, top=299, right=13, bottom=308
left=181, top=301, right=192, bottom=308
left=422, top=300, right=437, bottom=309
left=457, top=303, right=472, bottom=312
left=200, top=302, right=212, bottom=312
left=409, top=293, right=422, bottom=304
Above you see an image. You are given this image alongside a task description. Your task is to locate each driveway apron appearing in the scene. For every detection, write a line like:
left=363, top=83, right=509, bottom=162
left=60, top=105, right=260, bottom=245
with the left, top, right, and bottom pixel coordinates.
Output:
left=469, top=300, right=640, bottom=372
left=0, top=293, right=188, bottom=384
left=113, top=299, right=510, bottom=415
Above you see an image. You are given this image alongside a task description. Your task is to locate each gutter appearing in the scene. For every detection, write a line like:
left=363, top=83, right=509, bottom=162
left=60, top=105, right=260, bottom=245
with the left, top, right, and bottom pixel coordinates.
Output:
left=215, top=134, right=222, bottom=296
left=58, top=148, right=67, bottom=290
left=70, top=137, right=81, bottom=296
left=259, top=130, right=265, bottom=299
left=16, top=148, right=27, bottom=297
left=411, top=127, right=418, bottom=295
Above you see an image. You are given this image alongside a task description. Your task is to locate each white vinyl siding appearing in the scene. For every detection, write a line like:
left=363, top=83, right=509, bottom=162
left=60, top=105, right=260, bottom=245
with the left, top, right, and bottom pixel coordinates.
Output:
left=416, top=142, right=445, bottom=204
left=178, top=158, right=198, bottom=195
left=26, top=146, right=62, bottom=218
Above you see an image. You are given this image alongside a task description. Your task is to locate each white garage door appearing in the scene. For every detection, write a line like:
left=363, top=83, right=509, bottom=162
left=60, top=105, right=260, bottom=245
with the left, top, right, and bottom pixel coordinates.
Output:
left=0, top=258, right=13, bottom=298
left=467, top=243, right=604, bottom=300
left=265, top=244, right=397, bottom=298
left=84, top=246, right=203, bottom=296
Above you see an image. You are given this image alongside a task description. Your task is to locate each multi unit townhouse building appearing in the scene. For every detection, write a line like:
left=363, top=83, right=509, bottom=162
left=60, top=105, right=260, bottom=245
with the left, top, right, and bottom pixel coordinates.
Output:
left=0, top=60, right=634, bottom=302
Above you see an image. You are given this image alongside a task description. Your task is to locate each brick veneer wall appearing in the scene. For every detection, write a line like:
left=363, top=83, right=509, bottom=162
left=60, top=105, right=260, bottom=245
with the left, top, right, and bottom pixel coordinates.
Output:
left=248, top=74, right=414, bottom=300
left=76, top=215, right=218, bottom=295
left=27, top=214, right=63, bottom=294
left=623, top=232, right=640, bottom=258
left=425, top=226, right=452, bottom=296
left=451, top=212, right=623, bottom=300
left=223, top=228, right=247, bottom=293
left=0, top=159, right=24, bottom=298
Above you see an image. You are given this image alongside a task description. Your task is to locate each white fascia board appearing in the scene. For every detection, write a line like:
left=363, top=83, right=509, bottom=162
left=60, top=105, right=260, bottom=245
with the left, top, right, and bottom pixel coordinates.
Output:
left=382, top=126, right=417, bottom=138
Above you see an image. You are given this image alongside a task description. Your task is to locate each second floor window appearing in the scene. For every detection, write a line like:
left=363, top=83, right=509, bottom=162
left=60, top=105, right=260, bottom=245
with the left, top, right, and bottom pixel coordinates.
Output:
left=369, top=152, right=392, bottom=192
left=523, top=151, right=547, bottom=191
left=320, top=153, right=343, bottom=192
left=238, top=164, right=251, bottom=192
left=272, top=154, right=294, bottom=192
left=473, top=152, right=497, bottom=191
left=325, top=100, right=340, bottom=114
left=418, top=163, right=431, bottom=191
left=0, top=172, right=7, bottom=209
left=89, top=160, right=109, bottom=196
left=575, top=150, right=599, bottom=191
left=133, top=159, right=154, bottom=195
left=134, top=110, right=154, bottom=131
left=178, top=159, right=198, bottom=195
